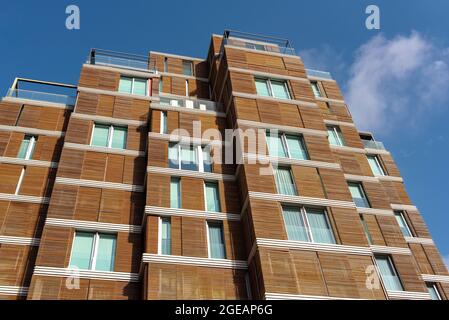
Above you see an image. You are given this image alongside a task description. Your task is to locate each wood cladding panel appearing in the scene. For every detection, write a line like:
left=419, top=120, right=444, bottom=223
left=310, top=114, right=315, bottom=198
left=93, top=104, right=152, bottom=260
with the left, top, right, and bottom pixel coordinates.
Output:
left=233, top=97, right=260, bottom=122
left=0, top=244, right=37, bottom=286
left=407, top=211, right=430, bottom=238
left=290, top=250, right=327, bottom=296
left=35, top=226, right=72, bottom=267
left=78, top=66, right=120, bottom=91
left=321, top=81, right=344, bottom=100
left=381, top=181, right=411, bottom=205
left=362, top=181, right=391, bottom=209
left=0, top=101, right=21, bottom=125
left=330, top=207, right=368, bottom=247
left=340, top=126, right=364, bottom=149
left=299, top=107, right=326, bottom=130
left=379, top=154, right=401, bottom=177
left=248, top=199, right=285, bottom=240
left=181, top=217, right=207, bottom=257
left=289, top=81, right=315, bottom=102
left=318, top=168, right=353, bottom=201
left=181, top=177, right=204, bottom=211
left=392, top=255, right=427, bottom=292
left=146, top=173, right=170, bottom=208
left=229, top=72, right=256, bottom=94
left=423, top=244, right=449, bottom=275
left=363, top=214, right=386, bottom=246
left=0, top=163, right=22, bottom=194
left=0, top=202, right=43, bottom=238
left=376, top=215, right=408, bottom=248
left=409, top=243, right=434, bottom=275
left=243, top=164, right=277, bottom=194
left=292, top=166, right=325, bottom=198
left=303, top=135, right=335, bottom=163
left=148, top=139, right=168, bottom=168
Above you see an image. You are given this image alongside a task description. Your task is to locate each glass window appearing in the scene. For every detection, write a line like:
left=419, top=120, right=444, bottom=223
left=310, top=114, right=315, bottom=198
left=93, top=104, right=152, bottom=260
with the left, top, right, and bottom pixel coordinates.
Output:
left=118, top=77, right=133, bottom=94
left=282, top=206, right=310, bottom=242
left=271, top=80, right=290, bottom=99
left=311, top=81, right=322, bottom=97
left=161, top=111, right=168, bottom=134
left=274, top=167, right=297, bottom=196
left=91, top=124, right=110, bottom=147
left=133, top=78, right=147, bottom=96
left=163, top=57, right=168, bottom=72
left=285, top=134, right=308, bottom=160
left=205, top=182, right=221, bottom=212
left=367, top=155, right=385, bottom=176
left=17, top=135, right=37, bottom=160
left=69, top=232, right=116, bottom=271
left=110, top=126, right=127, bottom=149
left=360, top=214, right=373, bottom=245
left=159, top=76, right=163, bottom=93
left=255, top=78, right=270, bottom=97
left=170, top=177, right=181, bottom=208
left=266, top=132, right=287, bottom=157
left=375, top=255, right=403, bottom=291
left=348, top=182, right=370, bottom=208
left=182, top=60, right=193, bottom=76
left=327, top=125, right=345, bottom=146
left=168, top=143, right=180, bottom=169
left=208, top=222, right=226, bottom=259
left=161, top=218, right=171, bottom=255
left=202, top=146, right=212, bottom=173
left=306, top=208, right=336, bottom=244
left=180, top=145, right=198, bottom=171
left=426, top=283, right=441, bottom=300
left=394, top=211, right=412, bottom=237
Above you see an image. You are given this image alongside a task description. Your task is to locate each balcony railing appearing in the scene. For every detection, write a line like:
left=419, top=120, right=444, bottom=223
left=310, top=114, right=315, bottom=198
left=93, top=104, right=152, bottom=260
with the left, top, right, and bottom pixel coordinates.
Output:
left=362, top=140, right=386, bottom=150
left=7, top=89, right=76, bottom=106
left=87, top=48, right=156, bottom=73
left=159, top=95, right=222, bottom=113
left=222, top=30, right=296, bottom=56
left=306, top=69, right=333, bottom=80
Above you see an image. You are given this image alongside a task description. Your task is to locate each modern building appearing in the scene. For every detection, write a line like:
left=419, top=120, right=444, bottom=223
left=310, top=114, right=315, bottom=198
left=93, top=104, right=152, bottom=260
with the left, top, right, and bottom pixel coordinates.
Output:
left=0, top=30, right=448, bottom=300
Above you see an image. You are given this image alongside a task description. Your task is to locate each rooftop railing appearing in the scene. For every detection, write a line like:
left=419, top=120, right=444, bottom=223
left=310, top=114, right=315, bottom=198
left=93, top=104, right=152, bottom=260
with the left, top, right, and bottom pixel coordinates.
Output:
left=306, top=69, right=333, bottom=80
left=5, top=78, right=77, bottom=106
left=362, top=140, right=386, bottom=150
left=87, top=48, right=156, bottom=73
left=159, top=95, right=222, bottom=113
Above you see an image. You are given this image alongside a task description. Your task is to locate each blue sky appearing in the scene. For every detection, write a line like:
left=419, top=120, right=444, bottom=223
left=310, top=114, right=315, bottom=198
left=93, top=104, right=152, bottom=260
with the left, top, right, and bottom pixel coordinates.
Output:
left=1, top=1, right=448, bottom=264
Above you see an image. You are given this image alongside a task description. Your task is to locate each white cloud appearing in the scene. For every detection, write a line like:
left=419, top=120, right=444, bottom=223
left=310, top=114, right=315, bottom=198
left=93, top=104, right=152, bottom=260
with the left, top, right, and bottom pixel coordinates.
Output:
left=345, top=31, right=449, bottom=134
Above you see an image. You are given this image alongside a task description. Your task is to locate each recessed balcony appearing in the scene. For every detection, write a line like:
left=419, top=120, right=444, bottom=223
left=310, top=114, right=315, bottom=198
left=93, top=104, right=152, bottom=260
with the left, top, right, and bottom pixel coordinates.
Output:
left=305, top=69, right=333, bottom=80
left=87, top=48, right=157, bottom=73
left=5, top=78, right=77, bottom=106
left=159, top=94, right=222, bottom=113
left=360, top=133, right=386, bottom=150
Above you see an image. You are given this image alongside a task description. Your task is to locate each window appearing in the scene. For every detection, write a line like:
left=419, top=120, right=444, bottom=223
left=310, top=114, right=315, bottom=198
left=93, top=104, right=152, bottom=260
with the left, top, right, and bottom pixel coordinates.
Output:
left=367, top=155, right=385, bottom=176
left=170, top=177, right=181, bottom=208
left=159, top=76, right=163, bottom=93
left=348, top=182, right=370, bottom=208
left=91, top=123, right=127, bottom=149
left=160, top=111, right=168, bottom=134
left=245, top=42, right=265, bottom=51
left=185, top=80, right=189, bottom=97
left=311, top=81, right=322, bottom=97
left=182, top=60, right=193, bottom=76
left=168, top=143, right=212, bottom=172
left=69, top=232, right=116, bottom=271
left=374, top=255, right=403, bottom=291
left=274, top=167, right=297, bottom=196
left=17, top=135, right=37, bottom=160
left=255, top=78, right=290, bottom=100
left=207, top=222, right=226, bottom=259
left=282, top=206, right=335, bottom=244
left=360, top=214, right=373, bottom=245
left=163, top=57, right=168, bottom=72
left=326, top=125, right=345, bottom=146
left=118, top=76, right=147, bottom=96
left=160, top=218, right=171, bottom=255
left=394, top=211, right=413, bottom=237
left=266, top=131, right=309, bottom=160
left=426, top=283, right=441, bottom=300
left=205, top=182, right=221, bottom=212
left=15, top=168, right=26, bottom=195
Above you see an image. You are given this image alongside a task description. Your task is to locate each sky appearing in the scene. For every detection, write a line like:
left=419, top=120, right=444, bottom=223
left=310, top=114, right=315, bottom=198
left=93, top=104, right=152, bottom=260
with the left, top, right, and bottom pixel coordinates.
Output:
left=0, top=1, right=448, bottom=266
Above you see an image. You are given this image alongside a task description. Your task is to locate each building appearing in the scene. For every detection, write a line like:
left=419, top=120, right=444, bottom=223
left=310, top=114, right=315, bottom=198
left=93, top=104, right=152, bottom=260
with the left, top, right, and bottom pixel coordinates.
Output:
left=0, top=30, right=448, bottom=300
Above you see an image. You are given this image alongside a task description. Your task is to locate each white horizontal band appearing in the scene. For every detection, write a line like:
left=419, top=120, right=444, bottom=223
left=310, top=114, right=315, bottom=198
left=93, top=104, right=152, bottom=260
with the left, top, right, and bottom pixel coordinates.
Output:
left=78, top=86, right=159, bottom=102
left=244, top=153, right=341, bottom=171
left=404, top=237, right=434, bottom=245
left=232, top=91, right=317, bottom=108
left=0, top=193, right=49, bottom=204
left=64, top=142, right=145, bottom=157
left=45, top=218, right=141, bottom=233
left=150, top=50, right=205, bottom=62
left=228, top=67, right=309, bottom=83
left=150, top=103, right=226, bottom=117
left=391, top=204, right=418, bottom=211
left=147, top=166, right=235, bottom=181
left=386, top=290, right=431, bottom=300
left=249, top=191, right=356, bottom=209
left=421, top=274, right=449, bottom=284
left=0, top=235, right=40, bottom=246
left=83, top=63, right=159, bottom=79
left=264, top=292, right=359, bottom=300
left=346, top=173, right=405, bottom=184
left=356, top=207, right=394, bottom=216
left=0, top=286, right=29, bottom=296
left=330, top=144, right=391, bottom=156
left=0, top=156, right=57, bottom=168
left=224, top=44, right=302, bottom=60
left=0, top=125, right=64, bottom=137
left=142, top=253, right=248, bottom=270
left=158, top=71, right=208, bottom=82
left=148, top=132, right=224, bottom=146
left=1, top=96, right=74, bottom=110
left=237, top=119, right=327, bottom=137
left=370, top=245, right=412, bottom=255
left=145, top=205, right=240, bottom=221
left=33, top=266, right=140, bottom=282
left=323, top=119, right=356, bottom=127
left=71, top=112, right=147, bottom=127
left=55, top=177, right=144, bottom=192
left=315, top=96, right=345, bottom=105
left=307, top=75, right=337, bottom=83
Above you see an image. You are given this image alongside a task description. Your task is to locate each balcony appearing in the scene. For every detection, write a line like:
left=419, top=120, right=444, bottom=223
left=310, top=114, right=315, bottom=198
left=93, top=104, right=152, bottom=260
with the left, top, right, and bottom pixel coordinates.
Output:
left=222, top=30, right=296, bottom=56
left=87, top=48, right=156, bottom=73
left=305, top=69, right=333, bottom=80
left=362, top=140, right=386, bottom=150
left=159, top=94, right=222, bottom=113
left=5, top=78, right=77, bottom=106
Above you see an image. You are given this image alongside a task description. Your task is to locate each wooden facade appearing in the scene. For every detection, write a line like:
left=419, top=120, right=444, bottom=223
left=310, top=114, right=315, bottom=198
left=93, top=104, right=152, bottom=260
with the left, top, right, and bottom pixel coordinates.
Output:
left=0, top=32, right=447, bottom=300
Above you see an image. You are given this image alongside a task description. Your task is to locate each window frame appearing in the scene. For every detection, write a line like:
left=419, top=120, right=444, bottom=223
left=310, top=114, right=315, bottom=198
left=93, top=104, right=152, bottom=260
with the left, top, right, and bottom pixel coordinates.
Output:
left=426, top=282, right=442, bottom=300
left=158, top=217, right=172, bottom=255
left=255, top=77, right=291, bottom=100
left=206, top=220, right=226, bottom=259
left=182, top=60, right=193, bottom=76
left=310, top=81, right=322, bottom=97
left=90, top=123, right=128, bottom=149
left=374, top=255, right=404, bottom=292
left=204, top=181, right=221, bottom=213
left=394, top=211, right=413, bottom=237
left=274, top=166, right=298, bottom=196
left=160, top=111, right=168, bottom=134
left=69, top=231, right=117, bottom=272
left=170, top=176, right=181, bottom=209
left=281, top=205, right=336, bottom=244
left=168, top=142, right=212, bottom=172
left=118, top=76, right=148, bottom=96
left=266, top=131, right=309, bottom=160
left=367, top=154, right=386, bottom=176
left=163, top=57, right=168, bottom=73
left=348, top=181, right=371, bottom=208
left=326, top=125, right=345, bottom=146
left=17, top=134, right=37, bottom=160
left=15, top=167, right=26, bottom=195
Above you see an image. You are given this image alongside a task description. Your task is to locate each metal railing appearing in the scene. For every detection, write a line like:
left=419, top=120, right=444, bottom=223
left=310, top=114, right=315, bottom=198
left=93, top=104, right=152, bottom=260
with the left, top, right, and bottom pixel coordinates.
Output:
left=87, top=48, right=156, bottom=73
left=159, top=95, right=222, bottom=112
left=7, top=88, right=76, bottom=106
left=362, top=140, right=386, bottom=150
left=306, top=69, right=333, bottom=80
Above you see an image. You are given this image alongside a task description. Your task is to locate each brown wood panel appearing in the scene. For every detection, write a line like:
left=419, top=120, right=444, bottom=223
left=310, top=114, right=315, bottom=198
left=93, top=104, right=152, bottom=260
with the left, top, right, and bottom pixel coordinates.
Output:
left=181, top=177, right=204, bottom=211
left=292, top=166, right=325, bottom=198
left=97, top=94, right=115, bottom=117
left=115, top=232, right=141, bottom=273
left=381, top=181, right=412, bottom=205
left=289, top=81, right=315, bottom=102
left=74, top=186, right=101, bottom=221
left=99, top=189, right=125, bottom=224
left=0, top=163, right=22, bottom=194
left=407, top=211, right=430, bottom=238
left=229, top=72, right=256, bottom=94
left=249, top=199, right=285, bottom=240
left=65, top=118, right=90, bottom=145
left=3, top=132, right=24, bottom=158
left=78, top=66, right=120, bottom=91
left=181, top=217, right=207, bottom=257
left=340, top=126, right=364, bottom=149
left=172, top=216, right=182, bottom=256
left=81, top=151, right=107, bottom=181
left=122, top=155, right=145, bottom=186
left=243, top=164, right=277, bottom=194
left=219, top=181, right=240, bottom=214
left=28, top=276, right=62, bottom=299
left=376, top=215, right=408, bottom=247
left=333, top=151, right=363, bottom=175
left=318, top=168, right=352, bottom=201
left=330, top=207, right=369, bottom=246
left=104, top=154, right=125, bottom=183
left=145, top=215, right=159, bottom=254
left=379, top=154, right=401, bottom=177
left=18, top=166, right=50, bottom=197
left=303, top=135, right=335, bottom=163
left=299, top=107, right=326, bottom=130
left=0, top=101, right=21, bottom=125
left=279, top=103, right=303, bottom=127
left=290, top=250, right=327, bottom=296
left=35, top=226, right=72, bottom=267
left=233, top=97, right=259, bottom=122
left=392, top=254, right=427, bottom=292
left=223, top=220, right=246, bottom=260
left=362, top=181, right=391, bottom=209
left=46, top=184, right=78, bottom=219
left=363, top=214, right=386, bottom=246
left=409, top=243, right=434, bottom=275
left=257, top=100, right=282, bottom=125
left=1, top=202, right=41, bottom=238
left=321, top=81, right=344, bottom=100
left=0, top=131, right=11, bottom=156
left=259, top=248, right=298, bottom=294
left=146, top=173, right=170, bottom=207
left=75, top=92, right=98, bottom=115
left=148, top=138, right=168, bottom=168
left=57, top=149, right=84, bottom=179
left=423, top=244, right=449, bottom=275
